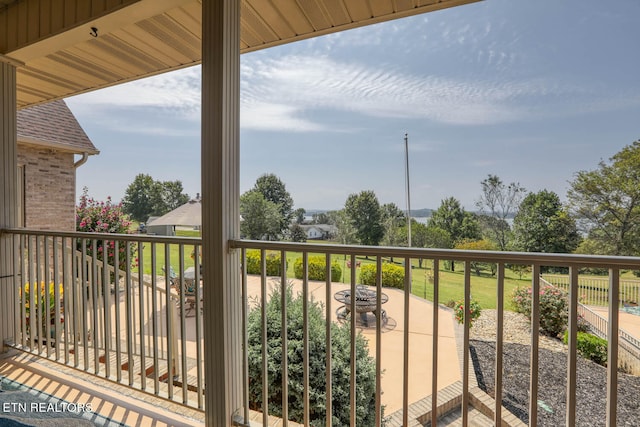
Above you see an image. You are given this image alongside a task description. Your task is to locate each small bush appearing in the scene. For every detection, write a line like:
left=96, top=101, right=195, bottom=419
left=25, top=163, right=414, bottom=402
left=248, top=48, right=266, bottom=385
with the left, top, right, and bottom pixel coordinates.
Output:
left=512, top=284, right=569, bottom=337
left=293, top=256, right=342, bottom=282
left=453, top=299, right=482, bottom=327
left=563, top=331, right=608, bottom=366
left=359, top=263, right=405, bottom=289
left=247, top=284, right=380, bottom=426
left=245, top=250, right=283, bottom=276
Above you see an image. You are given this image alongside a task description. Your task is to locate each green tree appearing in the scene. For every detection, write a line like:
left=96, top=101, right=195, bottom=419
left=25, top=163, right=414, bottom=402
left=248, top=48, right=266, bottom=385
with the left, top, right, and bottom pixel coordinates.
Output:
left=568, top=140, right=640, bottom=256
left=122, top=174, right=189, bottom=222
left=294, top=207, right=306, bottom=224
left=512, top=190, right=581, bottom=254
left=240, top=190, right=282, bottom=240
left=428, top=197, right=480, bottom=245
left=428, top=198, right=479, bottom=271
left=344, top=190, right=385, bottom=246
left=122, top=174, right=156, bottom=222
left=454, top=238, right=498, bottom=276
left=247, top=285, right=379, bottom=426
left=289, top=223, right=307, bottom=242
left=160, top=180, right=190, bottom=211
left=253, top=174, right=294, bottom=235
left=476, top=174, right=526, bottom=250
left=329, top=210, right=357, bottom=246
left=382, top=203, right=408, bottom=249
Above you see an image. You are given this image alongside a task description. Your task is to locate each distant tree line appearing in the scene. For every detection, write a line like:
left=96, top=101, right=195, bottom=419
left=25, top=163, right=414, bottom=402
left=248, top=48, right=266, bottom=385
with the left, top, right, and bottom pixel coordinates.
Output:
left=235, top=139, right=640, bottom=276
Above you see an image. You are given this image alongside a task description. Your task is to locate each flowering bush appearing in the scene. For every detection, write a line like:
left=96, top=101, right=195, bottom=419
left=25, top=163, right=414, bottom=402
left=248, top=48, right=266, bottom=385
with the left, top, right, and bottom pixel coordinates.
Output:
left=512, top=284, right=569, bottom=337
left=20, top=282, right=64, bottom=335
left=454, top=298, right=482, bottom=327
left=21, top=282, right=64, bottom=317
left=76, top=187, right=137, bottom=272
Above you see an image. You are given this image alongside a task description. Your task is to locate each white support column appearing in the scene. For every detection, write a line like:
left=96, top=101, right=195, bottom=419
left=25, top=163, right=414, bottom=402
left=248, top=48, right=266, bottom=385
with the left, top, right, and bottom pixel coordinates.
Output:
left=0, top=59, right=18, bottom=351
left=201, top=1, right=242, bottom=425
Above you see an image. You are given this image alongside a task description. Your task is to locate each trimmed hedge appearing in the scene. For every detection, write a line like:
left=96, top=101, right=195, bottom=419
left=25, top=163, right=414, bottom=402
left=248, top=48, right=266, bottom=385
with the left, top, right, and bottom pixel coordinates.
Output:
left=293, top=256, right=342, bottom=282
left=245, top=250, right=284, bottom=276
left=564, top=331, right=608, bottom=366
left=359, top=263, right=405, bottom=289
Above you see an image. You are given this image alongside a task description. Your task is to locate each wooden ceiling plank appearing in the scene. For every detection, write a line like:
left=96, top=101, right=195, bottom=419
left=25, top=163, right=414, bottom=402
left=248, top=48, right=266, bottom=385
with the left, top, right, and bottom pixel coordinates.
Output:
left=241, top=1, right=278, bottom=44
left=39, top=0, right=51, bottom=40
left=270, top=0, right=313, bottom=35
left=26, top=0, right=40, bottom=42
left=169, top=3, right=202, bottom=38
left=292, top=0, right=330, bottom=31
left=122, top=24, right=190, bottom=65
left=343, top=0, right=373, bottom=21
left=51, top=50, right=124, bottom=83
left=320, top=0, right=351, bottom=26
left=369, top=0, right=393, bottom=16
left=246, top=0, right=295, bottom=39
left=239, top=20, right=264, bottom=48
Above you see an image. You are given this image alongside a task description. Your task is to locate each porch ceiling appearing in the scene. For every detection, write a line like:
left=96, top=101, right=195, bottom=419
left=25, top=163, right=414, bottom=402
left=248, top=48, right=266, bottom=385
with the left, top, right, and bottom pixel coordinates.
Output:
left=1, top=0, right=479, bottom=109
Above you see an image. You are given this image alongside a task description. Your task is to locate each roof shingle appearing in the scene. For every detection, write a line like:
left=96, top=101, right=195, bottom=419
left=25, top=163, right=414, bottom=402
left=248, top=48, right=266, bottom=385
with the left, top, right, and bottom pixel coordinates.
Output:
left=17, top=100, right=98, bottom=155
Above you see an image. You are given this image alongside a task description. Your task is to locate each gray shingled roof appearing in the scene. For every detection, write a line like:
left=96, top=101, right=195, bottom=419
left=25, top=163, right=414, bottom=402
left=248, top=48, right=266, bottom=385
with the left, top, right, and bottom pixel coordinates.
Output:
left=17, top=100, right=99, bottom=155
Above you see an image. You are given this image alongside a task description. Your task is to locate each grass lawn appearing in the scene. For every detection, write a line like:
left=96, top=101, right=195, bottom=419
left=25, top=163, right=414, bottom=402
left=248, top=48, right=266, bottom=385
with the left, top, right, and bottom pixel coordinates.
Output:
left=134, top=235, right=637, bottom=312
left=137, top=229, right=201, bottom=276
left=276, top=250, right=529, bottom=311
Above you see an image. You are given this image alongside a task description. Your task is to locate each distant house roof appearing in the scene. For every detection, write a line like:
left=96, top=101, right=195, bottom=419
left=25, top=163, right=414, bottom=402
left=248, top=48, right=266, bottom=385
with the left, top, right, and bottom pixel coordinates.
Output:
left=17, top=100, right=99, bottom=155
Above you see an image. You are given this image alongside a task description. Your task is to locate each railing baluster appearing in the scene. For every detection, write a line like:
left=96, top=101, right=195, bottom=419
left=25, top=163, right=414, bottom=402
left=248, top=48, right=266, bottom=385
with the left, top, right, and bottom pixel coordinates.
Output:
left=28, top=235, right=34, bottom=350
left=566, top=267, right=579, bottom=426
left=91, top=239, right=100, bottom=374
left=325, top=253, right=333, bottom=427
left=178, top=244, right=187, bottom=404
left=35, top=235, right=42, bottom=353
left=607, top=268, right=620, bottom=427
left=281, top=250, right=289, bottom=426
left=103, top=239, right=112, bottom=379
left=43, top=236, right=50, bottom=358
left=165, top=242, right=174, bottom=399
left=302, top=251, right=310, bottom=426
left=403, top=256, right=411, bottom=427
left=151, top=242, right=159, bottom=394
left=194, top=244, right=204, bottom=408
left=495, top=263, right=505, bottom=426
left=138, top=238, right=146, bottom=392
left=125, top=241, right=134, bottom=387
left=114, top=241, right=122, bottom=383
left=375, top=256, right=382, bottom=427
left=241, top=248, right=250, bottom=423
left=349, top=253, right=356, bottom=427
left=261, top=249, right=269, bottom=426
left=53, top=236, right=60, bottom=361
left=529, top=265, right=540, bottom=427
left=431, top=259, right=439, bottom=427
left=462, top=260, right=471, bottom=427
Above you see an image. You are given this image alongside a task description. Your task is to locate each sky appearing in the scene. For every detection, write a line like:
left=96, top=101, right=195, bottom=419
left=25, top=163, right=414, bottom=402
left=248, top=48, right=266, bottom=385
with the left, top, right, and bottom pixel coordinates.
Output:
left=66, top=0, right=640, bottom=213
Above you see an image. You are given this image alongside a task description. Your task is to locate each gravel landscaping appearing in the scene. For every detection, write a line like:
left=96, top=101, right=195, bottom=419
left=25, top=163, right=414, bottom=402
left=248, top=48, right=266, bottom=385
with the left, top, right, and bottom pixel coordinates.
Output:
left=469, top=310, right=640, bottom=426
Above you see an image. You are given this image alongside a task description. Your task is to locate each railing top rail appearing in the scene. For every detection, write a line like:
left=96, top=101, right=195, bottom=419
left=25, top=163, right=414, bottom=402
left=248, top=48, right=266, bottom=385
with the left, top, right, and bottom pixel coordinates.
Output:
left=230, top=239, right=640, bottom=269
left=1, top=227, right=201, bottom=245
left=3, top=228, right=640, bottom=269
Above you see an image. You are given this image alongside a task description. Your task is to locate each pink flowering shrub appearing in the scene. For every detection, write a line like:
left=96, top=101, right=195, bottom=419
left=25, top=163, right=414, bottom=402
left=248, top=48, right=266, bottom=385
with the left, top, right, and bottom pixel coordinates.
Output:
left=512, top=284, right=569, bottom=337
left=76, top=187, right=137, bottom=272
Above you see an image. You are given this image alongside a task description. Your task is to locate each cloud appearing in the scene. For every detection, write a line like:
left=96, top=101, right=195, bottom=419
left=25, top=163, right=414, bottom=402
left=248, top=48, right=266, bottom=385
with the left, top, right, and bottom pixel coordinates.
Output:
left=68, top=48, right=640, bottom=135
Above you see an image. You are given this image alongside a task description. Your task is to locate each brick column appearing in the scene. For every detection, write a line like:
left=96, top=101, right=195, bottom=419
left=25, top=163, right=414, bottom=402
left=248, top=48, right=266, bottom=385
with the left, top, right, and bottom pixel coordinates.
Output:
left=0, top=59, right=18, bottom=351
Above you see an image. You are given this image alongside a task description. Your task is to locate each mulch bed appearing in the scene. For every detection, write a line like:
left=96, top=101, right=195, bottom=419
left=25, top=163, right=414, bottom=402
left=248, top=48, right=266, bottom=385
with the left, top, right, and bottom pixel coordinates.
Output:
left=470, top=339, right=640, bottom=426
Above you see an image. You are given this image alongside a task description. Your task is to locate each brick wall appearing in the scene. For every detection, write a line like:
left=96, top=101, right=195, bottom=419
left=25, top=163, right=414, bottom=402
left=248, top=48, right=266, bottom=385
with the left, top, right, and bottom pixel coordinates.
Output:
left=18, top=145, right=76, bottom=231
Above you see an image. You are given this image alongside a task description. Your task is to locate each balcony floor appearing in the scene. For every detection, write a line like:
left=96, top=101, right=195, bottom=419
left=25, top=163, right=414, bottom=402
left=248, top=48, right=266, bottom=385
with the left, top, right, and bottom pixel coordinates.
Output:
left=0, top=350, right=205, bottom=426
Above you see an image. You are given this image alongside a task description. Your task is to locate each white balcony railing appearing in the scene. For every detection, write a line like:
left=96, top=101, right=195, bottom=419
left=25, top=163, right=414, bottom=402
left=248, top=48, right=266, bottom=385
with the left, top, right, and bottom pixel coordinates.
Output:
left=2, top=228, right=640, bottom=426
